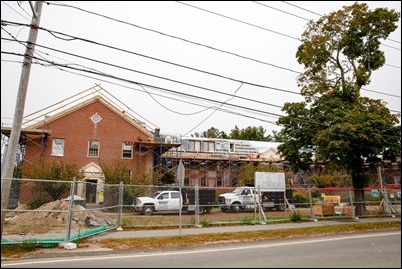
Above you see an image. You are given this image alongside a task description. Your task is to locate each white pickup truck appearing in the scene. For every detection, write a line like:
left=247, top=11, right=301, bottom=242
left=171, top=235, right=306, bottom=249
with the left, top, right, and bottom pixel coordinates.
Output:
left=133, top=189, right=216, bottom=215
left=218, top=187, right=292, bottom=213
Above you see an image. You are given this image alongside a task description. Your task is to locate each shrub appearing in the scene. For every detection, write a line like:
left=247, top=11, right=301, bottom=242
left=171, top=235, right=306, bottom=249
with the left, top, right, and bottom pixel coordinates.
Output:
left=292, top=192, right=309, bottom=207
left=21, top=240, right=38, bottom=251
left=289, top=211, right=302, bottom=222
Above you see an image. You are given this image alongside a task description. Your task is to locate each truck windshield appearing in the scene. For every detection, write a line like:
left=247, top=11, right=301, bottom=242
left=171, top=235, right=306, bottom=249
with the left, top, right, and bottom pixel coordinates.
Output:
left=150, top=191, right=161, bottom=198
left=232, top=188, right=245, bottom=194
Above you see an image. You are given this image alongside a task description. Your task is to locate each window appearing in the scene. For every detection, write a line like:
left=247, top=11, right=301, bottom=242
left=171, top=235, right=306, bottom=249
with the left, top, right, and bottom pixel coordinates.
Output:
left=88, top=141, right=100, bottom=157
left=122, top=143, right=133, bottom=159
left=208, top=141, right=214, bottom=152
left=51, top=138, right=65, bottom=156
left=217, top=177, right=222, bottom=187
left=188, top=140, right=195, bottom=151
left=188, top=140, right=201, bottom=152
left=171, top=192, right=180, bottom=199
left=201, top=177, right=207, bottom=187
left=231, top=178, right=238, bottom=187
left=159, top=193, right=169, bottom=200
left=194, top=141, right=201, bottom=152
left=90, top=113, right=102, bottom=124
left=202, top=141, right=209, bottom=152
left=202, top=141, right=214, bottom=152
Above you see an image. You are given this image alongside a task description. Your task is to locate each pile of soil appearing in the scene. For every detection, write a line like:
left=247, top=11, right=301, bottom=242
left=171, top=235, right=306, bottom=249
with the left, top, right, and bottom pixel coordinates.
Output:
left=4, top=200, right=114, bottom=235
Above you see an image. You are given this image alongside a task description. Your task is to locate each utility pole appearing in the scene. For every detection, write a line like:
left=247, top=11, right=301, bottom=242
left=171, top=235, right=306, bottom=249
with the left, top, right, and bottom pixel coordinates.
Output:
left=1, top=1, right=43, bottom=238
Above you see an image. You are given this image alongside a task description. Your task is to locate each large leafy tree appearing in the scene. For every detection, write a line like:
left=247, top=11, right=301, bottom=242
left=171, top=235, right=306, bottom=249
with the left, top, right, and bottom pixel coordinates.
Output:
left=277, top=3, right=400, bottom=216
left=230, top=125, right=272, bottom=141
left=23, top=160, right=84, bottom=205
left=238, top=163, right=282, bottom=186
left=202, top=127, right=229, bottom=138
left=200, top=125, right=273, bottom=141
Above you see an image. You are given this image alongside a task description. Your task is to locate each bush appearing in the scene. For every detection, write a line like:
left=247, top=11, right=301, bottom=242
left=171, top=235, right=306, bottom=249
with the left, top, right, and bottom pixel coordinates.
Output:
left=289, top=211, right=302, bottom=222
left=292, top=192, right=309, bottom=207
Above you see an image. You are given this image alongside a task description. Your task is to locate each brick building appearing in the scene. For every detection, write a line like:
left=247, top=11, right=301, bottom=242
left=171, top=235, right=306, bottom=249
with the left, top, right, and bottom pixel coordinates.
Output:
left=1, top=85, right=179, bottom=204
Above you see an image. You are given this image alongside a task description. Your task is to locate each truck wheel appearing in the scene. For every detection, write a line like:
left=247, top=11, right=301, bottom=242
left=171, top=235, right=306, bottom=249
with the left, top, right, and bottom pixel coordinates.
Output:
left=276, top=205, right=285, bottom=211
left=196, top=206, right=204, bottom=215
left=142, top=205, right=154, bottom=215
left=231, top=203, right=241, bottom=213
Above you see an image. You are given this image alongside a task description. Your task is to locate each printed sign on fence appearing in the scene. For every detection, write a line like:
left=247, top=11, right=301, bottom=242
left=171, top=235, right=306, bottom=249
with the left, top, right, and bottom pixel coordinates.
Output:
left=255, top=172, right=285, bottom=191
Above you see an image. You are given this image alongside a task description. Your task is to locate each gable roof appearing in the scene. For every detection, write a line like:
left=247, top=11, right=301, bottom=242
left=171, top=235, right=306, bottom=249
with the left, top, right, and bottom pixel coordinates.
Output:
left=22, top=84, right=157, bottom=137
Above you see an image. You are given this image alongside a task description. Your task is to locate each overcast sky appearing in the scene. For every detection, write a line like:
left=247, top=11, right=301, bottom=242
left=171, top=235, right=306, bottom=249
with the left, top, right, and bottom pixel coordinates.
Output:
left=1, top=1, right=401, bottom=138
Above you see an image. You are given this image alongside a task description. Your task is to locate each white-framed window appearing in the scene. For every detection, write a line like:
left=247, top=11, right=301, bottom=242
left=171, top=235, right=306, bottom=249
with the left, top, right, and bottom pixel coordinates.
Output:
left=90, top=113, right=102, bottom=124
left=51, top=138, right=65, bottom=156
left=122, top=143, right=133, bottom=159
left=88, top=140, right=100, bottom=157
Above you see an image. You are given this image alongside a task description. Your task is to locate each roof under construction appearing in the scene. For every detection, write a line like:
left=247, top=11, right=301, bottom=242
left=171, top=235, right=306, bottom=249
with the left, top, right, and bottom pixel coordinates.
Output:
left=1, top=127, right=51, bottom=138
left=19, top=84, right=160, bottom=133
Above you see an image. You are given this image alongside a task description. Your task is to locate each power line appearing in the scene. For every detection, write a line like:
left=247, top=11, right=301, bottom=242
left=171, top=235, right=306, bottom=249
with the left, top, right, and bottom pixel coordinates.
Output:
left=1, top=1, right=31, bottom=21
left=176, top=1, right=300, bottom=41
left=3, top=50, right=399, bottom=145
left=2, top=23, right=400, bottom=109
left=21, top=53, right=286, bottom=118
left=281, top=1, right=322, bottom=17
left=5, top=30, right=401, bottom=109
left=252, top=1, right=310, bottom=21
left=5, top=50, right=400, bottom=143
left=35, top=2, right=402, bottom=90
left=0, top=21, right=302, bottom=95
left=182, top=83, right=245, bottom=137
left=179, top=1, right=401, bottom=52
left=1, top=36, right=292, bottom=110
left=3, top=20, right=399, bottom=101
left=42, top=2, right=303, bottom=75
left=2, top=4, right=400, bottom=122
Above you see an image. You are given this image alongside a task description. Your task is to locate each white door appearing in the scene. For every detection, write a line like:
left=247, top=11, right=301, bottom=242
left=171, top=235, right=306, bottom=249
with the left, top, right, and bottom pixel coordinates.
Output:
left=168, top=192, right=181, bottom=211
left=157, top=192, right=170, bottom=211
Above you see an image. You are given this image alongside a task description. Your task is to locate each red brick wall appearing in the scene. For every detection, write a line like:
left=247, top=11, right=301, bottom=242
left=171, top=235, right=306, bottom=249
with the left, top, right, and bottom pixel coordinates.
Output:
left=23, top=99, right=153, bottom=176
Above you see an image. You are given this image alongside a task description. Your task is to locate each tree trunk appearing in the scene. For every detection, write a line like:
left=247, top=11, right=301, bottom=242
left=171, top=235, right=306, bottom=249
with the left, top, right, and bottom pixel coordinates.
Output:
left=353, top=188, right=366, bottom=216
left=352, top=172, right=367, bottom=217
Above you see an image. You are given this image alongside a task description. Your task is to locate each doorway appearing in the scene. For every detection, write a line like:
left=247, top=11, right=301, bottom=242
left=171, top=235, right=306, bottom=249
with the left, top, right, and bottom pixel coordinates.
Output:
left=85, top=179, right=97, bottom=203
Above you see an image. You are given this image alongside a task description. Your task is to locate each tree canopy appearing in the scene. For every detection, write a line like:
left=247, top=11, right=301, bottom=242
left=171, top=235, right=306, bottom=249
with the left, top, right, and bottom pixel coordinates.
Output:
left=200, top=125, right=275, bottom=141
left=277, top=3, right=400, bottom=216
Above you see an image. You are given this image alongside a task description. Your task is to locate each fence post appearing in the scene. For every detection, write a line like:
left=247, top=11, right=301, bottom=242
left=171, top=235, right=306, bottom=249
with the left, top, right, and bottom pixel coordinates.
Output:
left=116, top=181, right=124, bottom=230
left=65, top=178, right=76, bottom=243
left=1, top=143, right=8, bottom=178
left=195, top=184, right=200, bottom=227
left=308, top=186, right=314, bottom=220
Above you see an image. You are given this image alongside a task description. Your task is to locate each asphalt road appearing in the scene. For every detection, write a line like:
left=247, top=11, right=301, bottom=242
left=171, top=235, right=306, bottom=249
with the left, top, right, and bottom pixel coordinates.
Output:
left=1, top=230, right=400, bottom=268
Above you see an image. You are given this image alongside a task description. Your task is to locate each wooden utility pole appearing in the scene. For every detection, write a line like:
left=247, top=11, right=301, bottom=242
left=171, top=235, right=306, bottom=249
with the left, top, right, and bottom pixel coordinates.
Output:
left=1, top=1, right=43, bottom=238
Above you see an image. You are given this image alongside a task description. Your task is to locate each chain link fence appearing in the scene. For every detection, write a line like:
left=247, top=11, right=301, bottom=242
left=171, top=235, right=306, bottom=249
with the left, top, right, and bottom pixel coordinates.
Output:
left=1, top=178, right=400, bottom=246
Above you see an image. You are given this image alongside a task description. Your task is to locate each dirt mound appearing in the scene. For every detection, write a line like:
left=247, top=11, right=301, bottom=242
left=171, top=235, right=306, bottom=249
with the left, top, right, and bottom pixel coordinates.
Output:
left=4, top=200, right=114, bottom=235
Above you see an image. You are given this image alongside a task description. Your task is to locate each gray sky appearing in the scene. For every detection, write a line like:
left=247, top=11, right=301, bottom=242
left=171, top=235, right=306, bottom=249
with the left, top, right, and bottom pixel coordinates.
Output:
left=1, top=1, right=401, bottom=138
